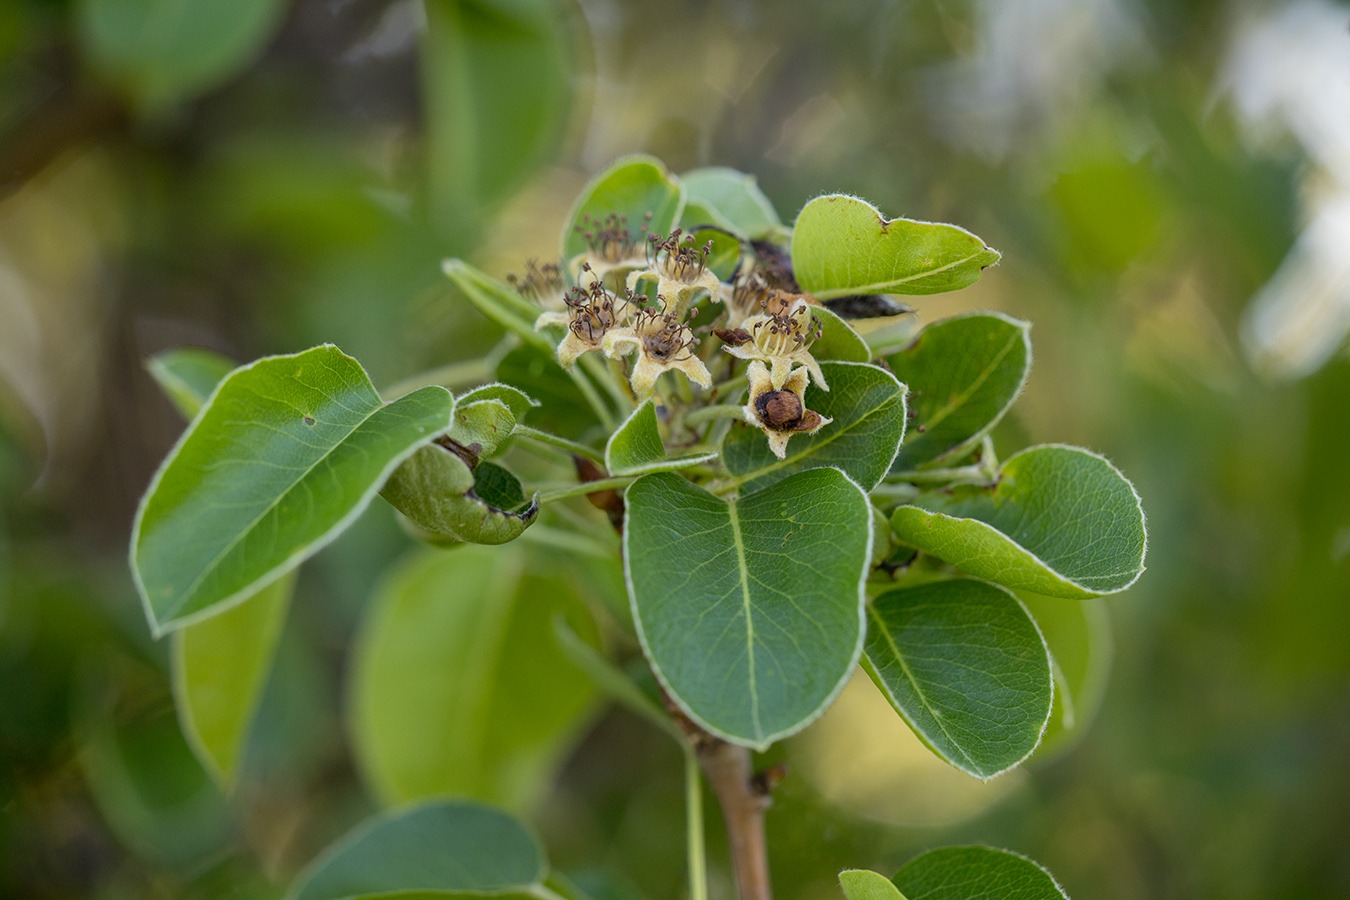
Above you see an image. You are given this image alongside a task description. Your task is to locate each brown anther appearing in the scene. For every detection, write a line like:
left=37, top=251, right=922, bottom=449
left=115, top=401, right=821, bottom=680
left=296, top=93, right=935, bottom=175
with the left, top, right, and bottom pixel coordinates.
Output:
left=713, top=327, right=753, bottom=346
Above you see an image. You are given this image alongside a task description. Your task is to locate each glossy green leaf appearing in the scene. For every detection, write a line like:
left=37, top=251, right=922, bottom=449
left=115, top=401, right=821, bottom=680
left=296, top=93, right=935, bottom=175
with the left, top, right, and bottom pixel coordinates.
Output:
left=791, top=195, right=1000, bottom=298
left=890, top=445, right=1147, bottom=598
left=1020, top=593, right=1112, bottom=759
left=350, top=546, right=596, bottom=810
left=382, top=444, right=538, bottom=545
left=812, top=305, right=874, bottom=363
left=132, top=345, right=455, bottom=635
left=892, top=846, right=1068, bottom=900
left=862, top=580, right=1053, bottom=779
left=887, top=312, right=1031, bottom=470
left=146, top=348, right=236, bottom=419
left=681, top=167, right=782, bottom=238
left=553, top=618, right=682, bottom=741
left=287, top=800, right=546, bottom=900
left=605, top=399, right=718, bottom=476
left=422, top=0, right=573, bottom=235
left=624, top=468, right=872, bottom=749
left=77, top=0, right=286, bottom=112
left=723, top=361, right=907, bottom=493
left=840, top=869, right=910, bottom=900
left=172, top=570, right=292, bottom=789
left=563, top=155, right=685, bottom=261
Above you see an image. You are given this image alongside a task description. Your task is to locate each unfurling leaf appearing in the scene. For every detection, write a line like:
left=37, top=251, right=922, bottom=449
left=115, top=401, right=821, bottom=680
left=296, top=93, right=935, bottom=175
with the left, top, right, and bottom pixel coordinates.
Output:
left=382, top=443, right=538, bottom=546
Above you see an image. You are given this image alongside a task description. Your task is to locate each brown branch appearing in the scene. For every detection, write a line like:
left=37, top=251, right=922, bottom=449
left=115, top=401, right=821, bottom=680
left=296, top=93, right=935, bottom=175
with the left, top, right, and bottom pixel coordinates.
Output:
left=664, top=694, right=774, bottom=900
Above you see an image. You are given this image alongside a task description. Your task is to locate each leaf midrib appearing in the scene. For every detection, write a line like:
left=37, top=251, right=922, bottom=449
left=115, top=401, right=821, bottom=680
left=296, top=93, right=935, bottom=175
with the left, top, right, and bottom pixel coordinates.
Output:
left=911, top=327, right=1021, bottom=441
left=811, top=247, right=994, bottom=298
left=725, top=497, right=763, bottom=741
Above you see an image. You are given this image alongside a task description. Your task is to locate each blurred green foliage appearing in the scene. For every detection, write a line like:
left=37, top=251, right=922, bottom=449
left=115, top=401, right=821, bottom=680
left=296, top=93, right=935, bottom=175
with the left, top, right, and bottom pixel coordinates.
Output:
left=1, top=0, right=1348, bottom=899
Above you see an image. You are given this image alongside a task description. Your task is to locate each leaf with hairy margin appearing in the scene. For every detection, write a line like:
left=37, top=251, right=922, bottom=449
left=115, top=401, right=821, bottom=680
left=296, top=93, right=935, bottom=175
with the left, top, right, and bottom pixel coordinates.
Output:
left=132, top=344, right=454, bottom=634
left=862, top=579, right=1052, bottom=779
left=840, top=870, right=910, bottom=900
left=892, top=846, right=1069, bottom=900
left=146, top=348, right=236, bottom=420
left=606, top=399, right=718, bottom=477
left=625, top=468, right=871, bottom=749
left=890, top=445, right=1146, bottom=598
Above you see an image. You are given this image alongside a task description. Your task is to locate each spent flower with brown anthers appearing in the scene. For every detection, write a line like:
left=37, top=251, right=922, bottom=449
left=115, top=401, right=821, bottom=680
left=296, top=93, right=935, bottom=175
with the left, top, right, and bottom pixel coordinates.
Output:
left=603, top=304, right=712, bottom=399
left=626, top=228, right=723, bottom=318
left=535, top=274, right=629, bottom=368
left=721, top=295, right=828, bottom=390
left=506, top=259, right=566, bottom=311
left=742, top=360, right=831, bottom=459
left=569, top=211, right=652, bottom=287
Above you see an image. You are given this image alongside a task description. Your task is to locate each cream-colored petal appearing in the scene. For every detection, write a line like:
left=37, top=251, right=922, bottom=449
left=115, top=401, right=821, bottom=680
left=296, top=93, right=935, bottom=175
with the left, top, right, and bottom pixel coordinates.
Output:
left=629, top=355, right=662, bottom=399
left=783, top=365, right=811, bottom=396
left=769, top=356, right=793, bottom=389
left=672, top=354, right=713, bottom=390
left=556, top=330, right=595, bottom=369
left=765, top=429, right=792, bottom=459
left=602, top=328, right=641, bottom=359
left=798, top=351, right=829, bottom=391
left=723, top=344, right=757, bottom=363
left=747, top=360, right=775, bottom=397
left=535, top=311, right=569, bottom=331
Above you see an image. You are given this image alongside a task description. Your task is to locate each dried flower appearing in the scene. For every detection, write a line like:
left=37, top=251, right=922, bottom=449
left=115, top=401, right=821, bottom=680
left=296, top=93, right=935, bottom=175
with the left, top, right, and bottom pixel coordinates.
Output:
left=507, top=259, right=566, bottom=311
left=626, top=229, right=723, bottom=318
left=722, top=295, right=828, bottom=390
left=604, top=305, right=712, bottom=399
left=569, top=212, right=652, bottom=288
left=535, top=275, right=629, bottom=368
left=742, top=361, right=831, bottom=459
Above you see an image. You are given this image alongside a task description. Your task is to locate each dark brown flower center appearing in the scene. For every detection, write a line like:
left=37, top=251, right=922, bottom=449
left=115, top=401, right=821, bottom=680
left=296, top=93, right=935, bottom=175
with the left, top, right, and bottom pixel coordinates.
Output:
left=755, top=389, right=805, bottom=430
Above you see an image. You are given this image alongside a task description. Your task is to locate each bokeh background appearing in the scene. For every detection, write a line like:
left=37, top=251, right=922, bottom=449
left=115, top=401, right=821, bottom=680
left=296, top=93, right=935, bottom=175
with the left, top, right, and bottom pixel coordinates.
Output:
left=2, top=0, right=1349, bottom=898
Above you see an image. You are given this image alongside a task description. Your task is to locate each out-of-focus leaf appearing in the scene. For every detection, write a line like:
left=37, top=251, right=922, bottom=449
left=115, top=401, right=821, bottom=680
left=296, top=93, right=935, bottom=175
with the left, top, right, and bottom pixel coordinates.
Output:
left=624, top=469, right=871, bottom=749
left=862, top=580, right=1052, bottom=779
left=444, top=259, right=551, bottom=349
left=1020, top=593, right=1112, bottom=759
left=132, top=345, right=454, bottom=634
left=563, top=156, right=684, bottom=261
left=422, top=0, right=575, bottom=237
left=840, top=869, right=910, bottom=900
left=892, top=846, right=1069, bottom=900
left=812, top=305, right=873, bottom=363
left=722, top=361, right=906, bottom=493
left=286, top=800, right=546, bottom=900
left=681, top=166, right=782, bottom=238
left=146, top=348, right=236, bottom=420
left=792, top=195, right=1000, bottom=298
left=890, top=445, right=1147, bottom=598
left=886, top=312, right=1031, bottom=471
left=350, top=545, right=596, bottom=810
left=76, top=0, right=287, bottom=112
left=605, top=399, right=717, bottom=476
left=382, top=444, right=538, bottom=545
left=171, top=570, right=292, bottom=790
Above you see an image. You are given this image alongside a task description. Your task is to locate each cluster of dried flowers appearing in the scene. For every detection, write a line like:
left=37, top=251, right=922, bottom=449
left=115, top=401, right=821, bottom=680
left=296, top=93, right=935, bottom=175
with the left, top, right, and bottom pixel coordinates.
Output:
left=515, top=213, right=833, bottom=459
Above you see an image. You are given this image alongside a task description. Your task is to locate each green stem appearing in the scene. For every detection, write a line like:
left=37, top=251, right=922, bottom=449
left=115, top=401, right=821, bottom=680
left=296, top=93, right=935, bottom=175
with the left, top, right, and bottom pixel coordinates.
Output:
left=565, top=366, right=617, bottom=431
left=713, top=372, right=748, bottom=399
left=684, top=404, right=745, bottom=427
left=536, top=476, right=634, bottom=504
left=582, top=352, right=633, bottom=414
left=684, top=746, right=709, bottom=900
left=514, top=426, right=604, bottom=464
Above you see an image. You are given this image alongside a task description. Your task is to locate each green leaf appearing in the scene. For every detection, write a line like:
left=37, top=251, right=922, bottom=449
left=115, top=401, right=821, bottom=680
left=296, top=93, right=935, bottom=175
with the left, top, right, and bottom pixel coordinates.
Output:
left=553, top=618, right=682, bottom=742
left=132, top=345, right=455, bottom=635
left=458, top=383, right=540, bottom=420
left=680, top=167, right=782, bottom=238
left=892, top=846, right=1069, bottom=900
left=887, top=312, right=1031, bottom=471
left=723, top=361, right=907, bottom=493
left=350, top=545, right=596, bottom=810
left=563, top=155, right=685, bottom=261
left=496, top=344, right=600, bottom=440
left=791, top=195, right=1000, bottom=298
left=421, top=0, right=573, bottom=236
left=287, top=800, right=546, bottom=900
left=890, top=445, right=1147, bottom=598
left=444, top=259, right=551, bottom=350
left=146, top=348, right=236, bottom=419
left=840, top=870, right=910, bottom=900
left=1020, top=593, right=1112, bottom=759
left=812, top=305, right=873, bottom=363
left=77, top=0, right=286, bottom=112
left=172, top=570, right=293, bottom=790
left=605, top=399, right=718, bottom=477
left=382, top=444, right=539, bottom=545
left=862, top=580, right=1053, bottom=779
left=451, top=399, right=519, bottom=460
left=624, top=468, right=872, bottom=749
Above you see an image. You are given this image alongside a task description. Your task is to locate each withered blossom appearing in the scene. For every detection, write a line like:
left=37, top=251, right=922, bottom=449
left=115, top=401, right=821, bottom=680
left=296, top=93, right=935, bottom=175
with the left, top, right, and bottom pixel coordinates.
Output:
left=626, top=229, right=723, bottom=318
left=535, top=276, right=629, bottom=368
left=742, top=361, right=831, bottom=459
left=603, top=305, right=712, bottom=399
left=569, top=212, right=652, bottom=288
left=506, top=259, right=566, bottom=311
left=722, top=295, right=828, bottom=390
